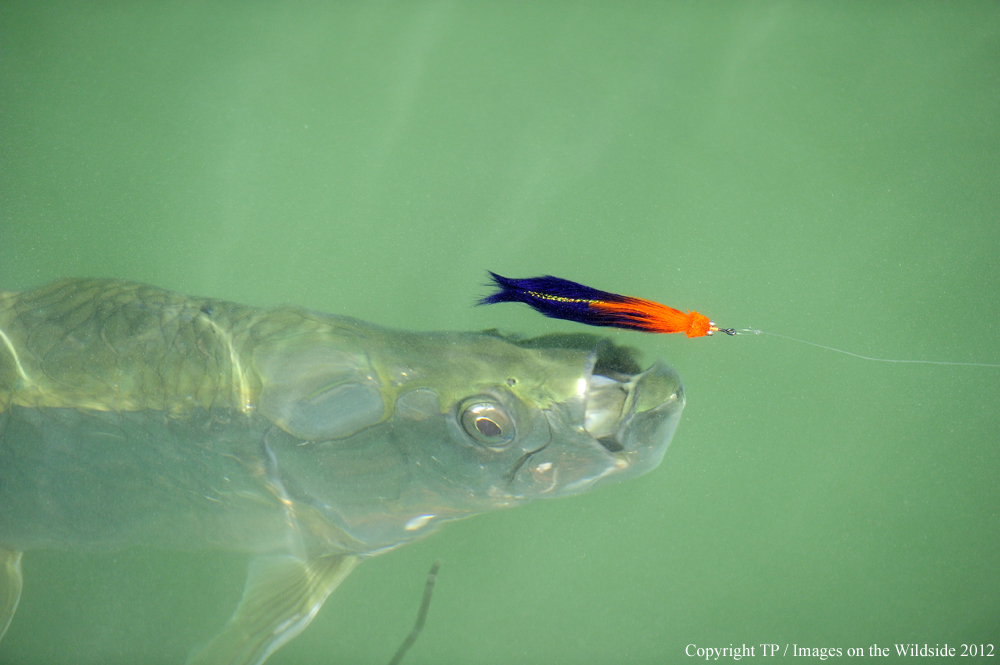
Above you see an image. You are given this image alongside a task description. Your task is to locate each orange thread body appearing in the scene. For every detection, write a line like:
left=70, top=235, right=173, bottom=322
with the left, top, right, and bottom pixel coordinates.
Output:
left=590, top=297, right=713, bottom=338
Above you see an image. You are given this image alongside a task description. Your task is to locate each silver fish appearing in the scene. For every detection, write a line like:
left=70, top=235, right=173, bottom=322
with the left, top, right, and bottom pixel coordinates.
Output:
left=0, top=279, right=684, bottom=664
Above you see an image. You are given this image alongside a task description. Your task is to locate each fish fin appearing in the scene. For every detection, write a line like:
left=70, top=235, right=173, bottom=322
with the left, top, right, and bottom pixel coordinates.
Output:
left=0, top=549, right=23, bottom=642
left=186, top=553, right=359, bottom=665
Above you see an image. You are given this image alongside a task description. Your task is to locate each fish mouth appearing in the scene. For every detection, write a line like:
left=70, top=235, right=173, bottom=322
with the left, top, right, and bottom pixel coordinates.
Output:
left=581, top=343, right=685, bottom=482
left=586, top=376, right=630, bottom=452
left=510, top=336, right=685, bottom=497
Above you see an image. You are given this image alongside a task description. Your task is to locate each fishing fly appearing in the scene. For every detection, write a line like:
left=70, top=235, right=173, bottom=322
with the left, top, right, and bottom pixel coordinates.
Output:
left=478, top=272, right=1000, bottom=368
left=478, top=272, right=727, bottom=338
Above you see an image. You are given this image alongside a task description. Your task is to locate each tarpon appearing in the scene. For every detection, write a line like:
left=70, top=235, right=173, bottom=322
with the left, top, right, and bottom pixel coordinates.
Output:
left=0, top=279, right=684, bottom=664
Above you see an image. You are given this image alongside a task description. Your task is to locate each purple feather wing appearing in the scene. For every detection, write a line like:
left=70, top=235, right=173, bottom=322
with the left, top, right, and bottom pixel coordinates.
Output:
left=478, top=272, right=643, bottom=330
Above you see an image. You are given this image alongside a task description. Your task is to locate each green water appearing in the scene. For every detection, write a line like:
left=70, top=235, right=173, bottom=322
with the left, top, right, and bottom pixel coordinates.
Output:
left=2, top=2, right=998, bottom=663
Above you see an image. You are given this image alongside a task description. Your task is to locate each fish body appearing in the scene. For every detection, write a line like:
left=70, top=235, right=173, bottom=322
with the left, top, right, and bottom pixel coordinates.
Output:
left=0, top=279, right=685, bottom=663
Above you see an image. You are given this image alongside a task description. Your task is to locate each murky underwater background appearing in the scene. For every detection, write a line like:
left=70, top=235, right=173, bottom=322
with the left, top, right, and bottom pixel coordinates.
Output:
left=1, top=2, right=998, bottom=663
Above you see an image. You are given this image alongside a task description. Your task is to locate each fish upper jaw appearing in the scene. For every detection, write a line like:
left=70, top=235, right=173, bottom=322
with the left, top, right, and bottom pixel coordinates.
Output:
left=510, top=359, right=685, bottom=498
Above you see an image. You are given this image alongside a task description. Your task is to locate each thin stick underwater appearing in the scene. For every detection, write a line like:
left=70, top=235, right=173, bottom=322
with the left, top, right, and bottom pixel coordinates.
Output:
left=386, top=560, right=442, bottom=665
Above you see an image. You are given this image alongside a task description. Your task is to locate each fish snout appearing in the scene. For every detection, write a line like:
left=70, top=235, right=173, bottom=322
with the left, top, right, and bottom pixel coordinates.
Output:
left=589, top=359, right=684, bottom=482
left=598, top=360, right=684, bottom=480
left=512, top=358, right=684, bottom=498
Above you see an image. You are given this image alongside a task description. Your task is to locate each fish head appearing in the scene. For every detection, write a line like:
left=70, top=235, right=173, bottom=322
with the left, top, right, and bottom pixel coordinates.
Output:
left=419, top=331, right=686, bottom=501
left=253, top=319, right=684, bottom=555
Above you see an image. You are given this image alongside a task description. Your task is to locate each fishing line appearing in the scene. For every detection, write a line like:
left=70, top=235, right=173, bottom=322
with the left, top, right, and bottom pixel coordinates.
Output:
left=729, top=328, right=1000, bottom=368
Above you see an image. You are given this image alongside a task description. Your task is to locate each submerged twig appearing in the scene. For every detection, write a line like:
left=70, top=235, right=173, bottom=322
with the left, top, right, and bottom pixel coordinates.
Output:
left=387, top=560, right=442, bottom=665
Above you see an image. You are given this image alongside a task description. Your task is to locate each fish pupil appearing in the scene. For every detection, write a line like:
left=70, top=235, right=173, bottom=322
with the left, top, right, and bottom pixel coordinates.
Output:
left=476, top=417, right=502, bottom=437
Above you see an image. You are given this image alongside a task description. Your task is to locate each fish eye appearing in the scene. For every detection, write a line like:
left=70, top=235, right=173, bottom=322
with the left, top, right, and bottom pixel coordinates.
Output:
left=459, top=399, right=515, bottom=447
